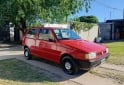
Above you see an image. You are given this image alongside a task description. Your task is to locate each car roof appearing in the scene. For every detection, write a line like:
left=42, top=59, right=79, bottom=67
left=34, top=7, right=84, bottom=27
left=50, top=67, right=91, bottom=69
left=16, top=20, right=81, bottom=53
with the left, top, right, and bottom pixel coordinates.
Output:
left=26, top=26, right=69, bottom=30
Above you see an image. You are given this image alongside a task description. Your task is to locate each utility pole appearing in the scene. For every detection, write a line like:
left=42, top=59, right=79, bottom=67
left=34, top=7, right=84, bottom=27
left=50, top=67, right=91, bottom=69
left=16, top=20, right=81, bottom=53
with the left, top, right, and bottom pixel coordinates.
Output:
left=123, top=9, right=124, bottom=19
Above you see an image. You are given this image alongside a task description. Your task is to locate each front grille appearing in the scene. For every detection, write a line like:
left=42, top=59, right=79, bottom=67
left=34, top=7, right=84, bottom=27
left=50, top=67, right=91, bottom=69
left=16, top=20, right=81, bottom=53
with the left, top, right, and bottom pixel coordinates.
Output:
left=97, top=50, right=106, bottom=56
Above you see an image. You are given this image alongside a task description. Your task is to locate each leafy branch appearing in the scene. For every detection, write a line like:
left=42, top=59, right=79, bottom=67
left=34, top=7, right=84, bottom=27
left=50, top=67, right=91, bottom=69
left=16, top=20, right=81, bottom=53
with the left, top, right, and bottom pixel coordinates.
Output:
left=71, top=21, right=94, bottom=33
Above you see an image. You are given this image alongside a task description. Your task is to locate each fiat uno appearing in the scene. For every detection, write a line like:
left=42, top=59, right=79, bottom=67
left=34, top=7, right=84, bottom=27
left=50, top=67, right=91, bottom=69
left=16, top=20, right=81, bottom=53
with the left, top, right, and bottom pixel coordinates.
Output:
left=22, top=27, right=109, bottom=75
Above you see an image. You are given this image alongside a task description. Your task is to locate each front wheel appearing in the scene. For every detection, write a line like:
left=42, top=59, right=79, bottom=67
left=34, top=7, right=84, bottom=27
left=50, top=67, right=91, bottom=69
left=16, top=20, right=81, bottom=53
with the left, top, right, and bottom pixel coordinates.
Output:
left=24, top=47, right=32, bottom=60
left=61, top=56, right=79, bottom=75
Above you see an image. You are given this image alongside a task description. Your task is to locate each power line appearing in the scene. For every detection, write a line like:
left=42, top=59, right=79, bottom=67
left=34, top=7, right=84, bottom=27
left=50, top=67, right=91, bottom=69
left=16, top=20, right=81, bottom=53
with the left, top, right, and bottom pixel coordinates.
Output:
left=95, top=0, right=123, bottom=11
left=95, top=0, right=124, bottom=19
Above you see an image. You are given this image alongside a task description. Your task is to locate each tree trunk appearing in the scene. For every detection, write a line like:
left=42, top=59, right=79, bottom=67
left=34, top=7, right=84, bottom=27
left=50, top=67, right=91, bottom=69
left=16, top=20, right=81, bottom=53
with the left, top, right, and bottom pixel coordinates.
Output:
left=19, top=17, right=26, bottom=34
left=14, top=17, right=26, bottom=41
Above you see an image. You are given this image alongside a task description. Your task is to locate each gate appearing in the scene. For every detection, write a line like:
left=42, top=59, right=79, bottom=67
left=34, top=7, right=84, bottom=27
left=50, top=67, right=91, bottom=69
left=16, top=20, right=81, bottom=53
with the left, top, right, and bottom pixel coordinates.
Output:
left=0, top=23, right=10, bottom=41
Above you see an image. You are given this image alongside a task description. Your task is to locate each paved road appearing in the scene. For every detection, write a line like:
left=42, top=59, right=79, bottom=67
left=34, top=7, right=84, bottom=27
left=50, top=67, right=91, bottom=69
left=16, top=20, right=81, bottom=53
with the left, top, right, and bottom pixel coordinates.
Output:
left=0, top=44, right=124, bottom=85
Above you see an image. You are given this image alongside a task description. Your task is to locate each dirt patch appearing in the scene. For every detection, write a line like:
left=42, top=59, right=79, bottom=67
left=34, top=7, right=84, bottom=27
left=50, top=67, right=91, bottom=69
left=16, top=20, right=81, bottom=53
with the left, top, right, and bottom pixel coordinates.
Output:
left=90, top=67, right=124, bottom=84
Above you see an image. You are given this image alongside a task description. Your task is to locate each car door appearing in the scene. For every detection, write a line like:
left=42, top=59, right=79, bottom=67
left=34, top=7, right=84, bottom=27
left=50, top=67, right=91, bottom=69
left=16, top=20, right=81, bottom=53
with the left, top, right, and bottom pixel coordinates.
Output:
left=36, top=29, right=59, bottom=62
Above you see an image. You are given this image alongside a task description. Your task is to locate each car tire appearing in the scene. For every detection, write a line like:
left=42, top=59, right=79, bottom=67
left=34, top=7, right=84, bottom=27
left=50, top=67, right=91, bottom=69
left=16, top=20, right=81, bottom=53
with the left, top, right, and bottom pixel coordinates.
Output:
left=61, top=56, right=79, bottom=75
left=24, top=47, right=32, bottom=60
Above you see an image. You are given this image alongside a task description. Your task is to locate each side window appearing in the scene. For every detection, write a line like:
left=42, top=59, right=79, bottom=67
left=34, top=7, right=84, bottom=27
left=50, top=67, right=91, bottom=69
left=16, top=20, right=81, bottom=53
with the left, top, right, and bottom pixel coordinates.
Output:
left=54, top=29, right=62, bottom=39
left=39, top=29, right=54, bottom=41
left=26, top=29, right=38, bottom=38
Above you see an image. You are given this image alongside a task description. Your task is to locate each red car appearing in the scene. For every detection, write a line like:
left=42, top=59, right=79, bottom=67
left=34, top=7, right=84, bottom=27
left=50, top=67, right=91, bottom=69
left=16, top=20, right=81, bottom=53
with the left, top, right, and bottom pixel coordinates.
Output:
left=22, top=27, right=109, bottom=75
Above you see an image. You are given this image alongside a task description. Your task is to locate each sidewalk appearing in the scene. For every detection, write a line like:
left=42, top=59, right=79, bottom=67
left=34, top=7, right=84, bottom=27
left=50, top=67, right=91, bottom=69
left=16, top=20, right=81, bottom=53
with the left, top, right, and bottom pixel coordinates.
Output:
left=0, top=42, right=17, bottom=48
left=0, top=43, right=23, bottom=60
left=100, top=63, right=124, bottom=72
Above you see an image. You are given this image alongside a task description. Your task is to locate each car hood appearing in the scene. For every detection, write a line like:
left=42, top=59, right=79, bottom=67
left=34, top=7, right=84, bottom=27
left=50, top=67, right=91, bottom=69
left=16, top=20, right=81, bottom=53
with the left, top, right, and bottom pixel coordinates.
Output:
left=60, top=40, right=106, bottom=53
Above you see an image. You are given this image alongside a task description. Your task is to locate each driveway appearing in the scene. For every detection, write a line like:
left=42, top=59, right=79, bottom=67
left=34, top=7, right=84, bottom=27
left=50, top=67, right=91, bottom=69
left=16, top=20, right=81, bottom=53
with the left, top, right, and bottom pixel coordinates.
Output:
left=0, top=44, right=124, bottom=85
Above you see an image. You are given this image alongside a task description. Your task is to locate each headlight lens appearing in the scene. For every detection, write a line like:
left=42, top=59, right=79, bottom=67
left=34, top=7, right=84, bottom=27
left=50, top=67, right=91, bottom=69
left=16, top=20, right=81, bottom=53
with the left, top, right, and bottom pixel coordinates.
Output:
left=85, top=52, right=96, bottom=59
left=106, top=48, right=109, bottom=53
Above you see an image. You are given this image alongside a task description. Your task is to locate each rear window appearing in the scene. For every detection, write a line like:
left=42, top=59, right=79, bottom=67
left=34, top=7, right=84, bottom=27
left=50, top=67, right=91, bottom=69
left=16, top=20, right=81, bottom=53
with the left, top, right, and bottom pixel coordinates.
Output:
left=26, top=29, right=38, bottom=38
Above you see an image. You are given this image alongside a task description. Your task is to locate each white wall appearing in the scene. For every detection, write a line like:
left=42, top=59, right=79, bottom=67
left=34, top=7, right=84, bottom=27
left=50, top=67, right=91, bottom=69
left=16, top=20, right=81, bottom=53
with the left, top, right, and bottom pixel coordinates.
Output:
left=79, top=25, right=98, bottom=42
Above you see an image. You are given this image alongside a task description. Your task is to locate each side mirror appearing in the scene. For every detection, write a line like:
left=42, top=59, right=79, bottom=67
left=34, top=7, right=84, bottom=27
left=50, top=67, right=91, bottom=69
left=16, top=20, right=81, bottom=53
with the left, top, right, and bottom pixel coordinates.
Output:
left=49, top=39, right=56, bottom=42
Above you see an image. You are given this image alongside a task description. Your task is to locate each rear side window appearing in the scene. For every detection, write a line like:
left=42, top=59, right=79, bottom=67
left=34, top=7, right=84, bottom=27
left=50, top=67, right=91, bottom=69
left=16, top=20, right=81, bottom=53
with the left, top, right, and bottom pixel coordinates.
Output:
left=26, top=29, right=38, bottom=38
left=39, top=29, right=54, bottom=41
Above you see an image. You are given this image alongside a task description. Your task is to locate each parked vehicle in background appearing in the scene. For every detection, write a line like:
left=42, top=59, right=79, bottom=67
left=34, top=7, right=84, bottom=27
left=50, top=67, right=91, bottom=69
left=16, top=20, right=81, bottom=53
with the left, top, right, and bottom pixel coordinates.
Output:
left=22, top=26, right=109, bottom=75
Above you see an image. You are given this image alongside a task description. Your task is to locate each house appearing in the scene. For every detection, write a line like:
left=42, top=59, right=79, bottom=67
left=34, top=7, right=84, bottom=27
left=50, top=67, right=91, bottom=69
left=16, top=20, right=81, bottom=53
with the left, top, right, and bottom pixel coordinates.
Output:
left=99, top=19, right=124, bottom=40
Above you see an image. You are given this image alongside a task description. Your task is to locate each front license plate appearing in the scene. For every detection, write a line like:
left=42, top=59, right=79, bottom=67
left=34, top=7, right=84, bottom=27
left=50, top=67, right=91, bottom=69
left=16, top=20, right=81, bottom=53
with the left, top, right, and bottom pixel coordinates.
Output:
left=101, top=58, right=106, bottom=64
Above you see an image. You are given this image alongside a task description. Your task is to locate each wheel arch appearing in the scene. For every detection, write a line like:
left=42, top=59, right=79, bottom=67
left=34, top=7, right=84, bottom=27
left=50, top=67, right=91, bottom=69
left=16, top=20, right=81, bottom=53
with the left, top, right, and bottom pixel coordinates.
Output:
left=60, top=53, right=74, bottom=63
left=24, top=45, right=28, bottom=49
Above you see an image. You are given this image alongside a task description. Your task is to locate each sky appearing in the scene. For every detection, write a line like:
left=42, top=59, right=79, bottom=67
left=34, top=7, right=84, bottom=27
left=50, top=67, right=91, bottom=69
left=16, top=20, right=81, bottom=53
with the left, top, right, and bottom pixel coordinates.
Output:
left=76, top=0, right=124, bottom=22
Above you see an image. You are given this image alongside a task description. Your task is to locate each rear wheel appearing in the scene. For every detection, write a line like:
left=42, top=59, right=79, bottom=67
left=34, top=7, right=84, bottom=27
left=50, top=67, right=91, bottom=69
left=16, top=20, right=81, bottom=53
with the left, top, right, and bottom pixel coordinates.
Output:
left=24, top=47, right=32, bottom=60
left=61, top=56, right=79, bottom=75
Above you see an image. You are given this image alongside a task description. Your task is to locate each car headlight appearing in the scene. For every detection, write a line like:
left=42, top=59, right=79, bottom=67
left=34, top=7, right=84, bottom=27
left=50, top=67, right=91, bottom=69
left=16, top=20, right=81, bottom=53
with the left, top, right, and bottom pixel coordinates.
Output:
left=106, top=48, right=109, bottom=53
left=85, top=52, right=97, bottom=59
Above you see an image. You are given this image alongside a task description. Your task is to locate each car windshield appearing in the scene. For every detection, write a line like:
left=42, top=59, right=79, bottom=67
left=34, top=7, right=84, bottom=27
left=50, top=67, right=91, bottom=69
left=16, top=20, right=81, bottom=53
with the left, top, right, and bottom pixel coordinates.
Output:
left=54, top=29, right=81, bottom=40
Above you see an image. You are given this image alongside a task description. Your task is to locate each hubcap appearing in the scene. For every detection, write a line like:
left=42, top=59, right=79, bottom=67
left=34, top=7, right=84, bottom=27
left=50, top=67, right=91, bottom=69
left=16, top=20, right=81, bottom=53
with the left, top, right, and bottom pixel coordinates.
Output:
left=25, top=51, right=28, bottom=57
left=65, top=62, right=71, bottom=70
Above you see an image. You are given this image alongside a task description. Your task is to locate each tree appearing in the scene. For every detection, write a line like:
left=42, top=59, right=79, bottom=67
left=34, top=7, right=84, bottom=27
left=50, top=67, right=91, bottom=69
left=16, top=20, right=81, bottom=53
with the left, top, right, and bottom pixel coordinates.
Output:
left=71, top=21, right=83, bottom=33
left=71, top=21, right=94, bottom=33
left=79, top=15, right=98, bottom=23
left=71, top=15, right=97, bottom=34
left=0, top=0, right=94, bottom=34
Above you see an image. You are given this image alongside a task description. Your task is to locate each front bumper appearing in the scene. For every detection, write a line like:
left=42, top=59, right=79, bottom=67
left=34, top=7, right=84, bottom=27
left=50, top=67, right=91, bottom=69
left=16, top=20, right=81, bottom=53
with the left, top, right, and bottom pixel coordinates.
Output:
left=77, top=53, right=109, bottom=70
